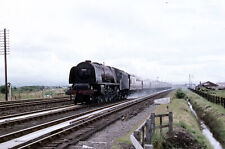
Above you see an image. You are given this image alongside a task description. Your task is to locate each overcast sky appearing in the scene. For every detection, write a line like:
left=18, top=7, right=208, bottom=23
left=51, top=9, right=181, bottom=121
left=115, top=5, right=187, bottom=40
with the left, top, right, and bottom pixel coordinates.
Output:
left=0, top=0, right=225, bottom=86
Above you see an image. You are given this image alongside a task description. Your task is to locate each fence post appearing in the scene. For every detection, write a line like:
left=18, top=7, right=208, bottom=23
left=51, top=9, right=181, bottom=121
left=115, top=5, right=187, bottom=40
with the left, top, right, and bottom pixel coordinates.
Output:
left=149, top=113, right=155, bottom=143
left=223, top=98, right=225, bottom=108
left=134, top=130, right=141, bottom=142
left=160, top=115, right=162, bottom=135
left=221, top=97, right=224, bottom=106
left=207, top=94, right=209, bottom=101
left=142, top=126, right=145, bottom=147
left=169, top=112, right=173, bottom=133
left=207, top=93, right=210, bottom=101
left=219, top=97, right=221, bottom=105
left=146, top=119, right=151, bottom=144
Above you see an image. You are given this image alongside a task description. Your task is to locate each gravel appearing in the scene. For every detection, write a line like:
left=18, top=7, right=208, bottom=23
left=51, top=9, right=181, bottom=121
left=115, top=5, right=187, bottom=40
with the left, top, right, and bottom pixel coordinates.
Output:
left=82, top=103, right=157, bottom=149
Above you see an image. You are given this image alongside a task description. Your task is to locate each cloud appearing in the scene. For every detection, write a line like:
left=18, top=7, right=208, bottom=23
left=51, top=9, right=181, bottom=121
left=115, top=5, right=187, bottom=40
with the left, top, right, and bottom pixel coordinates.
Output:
left=0, top=0, right=225, bottom=86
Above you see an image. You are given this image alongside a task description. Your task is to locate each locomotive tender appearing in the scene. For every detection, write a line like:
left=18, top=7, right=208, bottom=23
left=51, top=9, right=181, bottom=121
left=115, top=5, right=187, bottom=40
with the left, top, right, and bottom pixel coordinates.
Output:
left=66, top=60, right=143, bottom=104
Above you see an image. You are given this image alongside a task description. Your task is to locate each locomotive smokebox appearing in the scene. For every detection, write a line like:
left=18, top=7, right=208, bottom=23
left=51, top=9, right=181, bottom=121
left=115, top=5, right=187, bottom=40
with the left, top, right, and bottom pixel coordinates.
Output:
left=69, top=61, right=95, bottom=84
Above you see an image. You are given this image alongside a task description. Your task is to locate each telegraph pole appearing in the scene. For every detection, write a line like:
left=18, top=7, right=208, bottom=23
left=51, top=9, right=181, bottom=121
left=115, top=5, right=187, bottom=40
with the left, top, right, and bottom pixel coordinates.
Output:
left=0, top=28, right=10, bottom=101
left=4, top=29, right=8, bottom=101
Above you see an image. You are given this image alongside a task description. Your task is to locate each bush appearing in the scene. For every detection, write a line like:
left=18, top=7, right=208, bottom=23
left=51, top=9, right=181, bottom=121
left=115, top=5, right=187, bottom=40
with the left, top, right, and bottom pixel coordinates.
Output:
left=0, top=85, right=8, bottom=94
left=44, top=91, right=53, bottom=96
left=175, top=89, right=186, bottom=99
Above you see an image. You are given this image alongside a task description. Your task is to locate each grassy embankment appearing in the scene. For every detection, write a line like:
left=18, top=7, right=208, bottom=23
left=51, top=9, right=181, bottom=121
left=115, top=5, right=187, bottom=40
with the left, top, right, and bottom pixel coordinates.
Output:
left=152, top=90, right=212, bottom=149
left=187, top=90, right=225, bottom=147
left=0, top=86, right=66, bottom=101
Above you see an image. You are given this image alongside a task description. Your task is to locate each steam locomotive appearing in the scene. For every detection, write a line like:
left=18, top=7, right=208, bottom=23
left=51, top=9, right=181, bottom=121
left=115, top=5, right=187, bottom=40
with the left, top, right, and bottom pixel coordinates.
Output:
left=66, top=60, right=144, bottom=104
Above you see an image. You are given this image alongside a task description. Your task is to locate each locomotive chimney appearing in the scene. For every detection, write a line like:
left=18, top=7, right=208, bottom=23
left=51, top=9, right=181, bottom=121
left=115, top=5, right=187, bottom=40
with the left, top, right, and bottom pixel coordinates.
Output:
left=85, top=60, right=91, bottom=63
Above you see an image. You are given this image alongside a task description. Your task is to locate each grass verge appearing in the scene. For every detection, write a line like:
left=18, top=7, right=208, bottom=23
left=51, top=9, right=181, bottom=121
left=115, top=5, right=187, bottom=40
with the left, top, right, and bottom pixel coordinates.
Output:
left=187, top=90, right=225, bottom=147
left=152, top=90, right=212, bottom=149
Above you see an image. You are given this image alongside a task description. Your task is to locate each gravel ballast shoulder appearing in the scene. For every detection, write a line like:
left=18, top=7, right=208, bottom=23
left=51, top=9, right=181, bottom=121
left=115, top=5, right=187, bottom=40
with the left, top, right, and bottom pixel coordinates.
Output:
left=82, top=104, right=157, bottom=148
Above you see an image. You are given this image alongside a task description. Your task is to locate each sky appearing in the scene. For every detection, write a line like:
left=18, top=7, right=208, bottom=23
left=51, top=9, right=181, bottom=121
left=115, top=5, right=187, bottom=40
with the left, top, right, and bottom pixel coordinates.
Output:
left=0, top=0, right=225, bottom=86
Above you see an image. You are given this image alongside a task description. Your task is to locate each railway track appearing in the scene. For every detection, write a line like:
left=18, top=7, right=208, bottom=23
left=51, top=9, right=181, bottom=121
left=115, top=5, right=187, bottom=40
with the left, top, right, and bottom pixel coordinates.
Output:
left=0, top=104, right=74, bottom=120
left=0, top=96, right=69, bottom=105
left=0, top=105, right=85, bottom=129
left=0, top=99, right=132, bottom=147
left=0, top=96, right=73, bottom=116
left=0, top=89, right=172, bottom=149
left=0, top=96, right=70, bottom=109
left=0, top=98, right=131, bottom=142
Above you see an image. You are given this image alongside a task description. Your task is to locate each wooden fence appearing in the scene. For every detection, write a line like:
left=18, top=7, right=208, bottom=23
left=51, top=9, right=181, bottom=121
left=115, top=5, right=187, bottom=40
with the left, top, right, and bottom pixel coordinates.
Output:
left=189, top=88, right=225, bottom=108
left=130, top=112, right=173, bottom=149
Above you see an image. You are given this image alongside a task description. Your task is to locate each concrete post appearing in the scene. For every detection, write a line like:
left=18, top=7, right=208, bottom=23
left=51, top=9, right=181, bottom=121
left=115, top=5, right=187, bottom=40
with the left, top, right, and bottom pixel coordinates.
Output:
left=169, top=112, right=173, bottom=133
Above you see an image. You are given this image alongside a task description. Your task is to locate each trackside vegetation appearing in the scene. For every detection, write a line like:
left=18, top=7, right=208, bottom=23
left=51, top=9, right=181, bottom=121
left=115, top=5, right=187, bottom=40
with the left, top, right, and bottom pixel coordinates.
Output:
left=175, top=89, right=186, bottom=99
left=152, top=90, right=212, bottom=149
left=198, top=87, right=225, bottom=98
left=0, top=86, right=66, bottom=101
left=188, top=90, right=225, bottom=147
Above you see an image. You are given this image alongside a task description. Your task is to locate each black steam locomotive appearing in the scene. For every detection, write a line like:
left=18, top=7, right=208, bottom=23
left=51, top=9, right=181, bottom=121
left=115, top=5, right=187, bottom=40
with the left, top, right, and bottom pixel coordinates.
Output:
left=66, top=60, right=141, bottom=104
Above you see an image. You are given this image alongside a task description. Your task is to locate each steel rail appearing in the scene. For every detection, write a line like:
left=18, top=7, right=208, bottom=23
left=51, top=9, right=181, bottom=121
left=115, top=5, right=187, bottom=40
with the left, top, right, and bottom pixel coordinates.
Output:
left=0, top=97, right=68, bottom=107
left=0, top=96, right=69, bottom=105
left=0, top=97, right=72, bottom=111
left=13, top=89, right=172, bottom=149
left=0, top=104, right=74, bottom=120
left=0, top=99, right=131, bottom=144
left=0, top=105, right=85, bottom=128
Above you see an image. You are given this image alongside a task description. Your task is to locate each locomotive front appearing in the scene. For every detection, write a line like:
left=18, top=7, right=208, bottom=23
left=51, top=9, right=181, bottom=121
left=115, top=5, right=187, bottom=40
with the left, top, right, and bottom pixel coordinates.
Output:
left=67, top=60, right=130, bottom=104
left=67, top=60, right=96, bottom=103
left=69, top=60, right=96, bottom=84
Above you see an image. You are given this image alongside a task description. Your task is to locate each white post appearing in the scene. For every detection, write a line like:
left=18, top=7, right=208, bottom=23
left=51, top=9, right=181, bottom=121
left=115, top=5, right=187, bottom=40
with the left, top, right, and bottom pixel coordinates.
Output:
left=7, top=83, right=12, bottom=101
